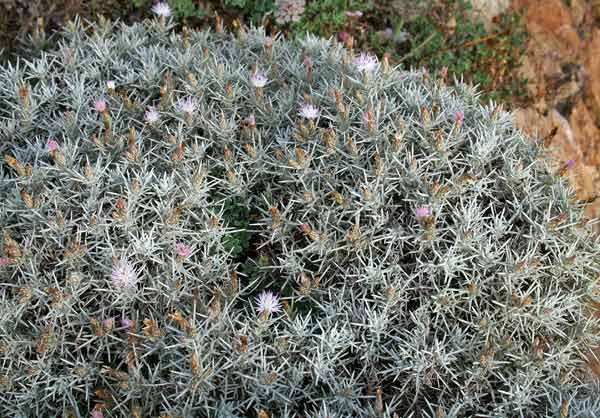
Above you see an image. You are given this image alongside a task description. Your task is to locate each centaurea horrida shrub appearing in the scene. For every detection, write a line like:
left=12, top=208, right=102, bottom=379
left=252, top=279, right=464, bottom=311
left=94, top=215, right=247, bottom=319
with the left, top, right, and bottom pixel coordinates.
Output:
left=1, top=16, right=600, bottom=418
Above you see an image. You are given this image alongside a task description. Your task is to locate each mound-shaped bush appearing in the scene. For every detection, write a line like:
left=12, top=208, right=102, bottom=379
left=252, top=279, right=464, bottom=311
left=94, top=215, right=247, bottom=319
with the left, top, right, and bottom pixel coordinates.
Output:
left=1, top=16, right=600, bottom=418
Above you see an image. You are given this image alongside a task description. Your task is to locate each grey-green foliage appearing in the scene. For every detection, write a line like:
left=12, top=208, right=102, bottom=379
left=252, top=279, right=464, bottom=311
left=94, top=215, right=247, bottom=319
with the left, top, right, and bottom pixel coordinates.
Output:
left=0, top=15, right=600, bottom=418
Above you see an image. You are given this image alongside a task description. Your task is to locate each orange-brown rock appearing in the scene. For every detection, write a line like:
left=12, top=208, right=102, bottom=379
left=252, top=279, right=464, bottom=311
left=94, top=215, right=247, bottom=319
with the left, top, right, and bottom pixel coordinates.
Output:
left=507, top=0, right=600, bottom=232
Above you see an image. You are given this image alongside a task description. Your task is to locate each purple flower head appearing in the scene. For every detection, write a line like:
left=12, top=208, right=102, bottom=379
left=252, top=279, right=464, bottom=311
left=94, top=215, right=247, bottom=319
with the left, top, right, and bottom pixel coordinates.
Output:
left=250, top=70, right=268, bottom=88
left=454, top=111, right=464, bottom=125
left=0, top=257, right=10, bottom=267
left=94, top=99, right=107, bottom=113
left=120, top=317, right=135, bottom=329
left=91, top=410, right=104, bottom=418
left=175, top=97, right=198, bottom=114
left=415, top=205, right=432, bottom=219
left=256, top=290, right=282, bottom=317
left=303, top=56, right=313, bottom=67
left=565, top=159, right=576, bottom=170
left=152, top=2, right=172, bottom=17
left=111, top=259, right=139, bottom=290
left=298, top=103, right=320, bottom=120
left=144, top=106, right=160, bottom=124
left=245, top=114, right=256, bottom=126
left=353, top=53, right=379, bottom=73
left=175, top=242, right=192, bottom=258
left=47, top=139, right=59, bottom=152
left=102, top=318, right=114, bottom=329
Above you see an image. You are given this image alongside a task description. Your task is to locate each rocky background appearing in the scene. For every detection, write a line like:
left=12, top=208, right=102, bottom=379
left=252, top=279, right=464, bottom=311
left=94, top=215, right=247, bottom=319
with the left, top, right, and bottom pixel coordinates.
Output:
left=478, top=0, right=600, bottom=230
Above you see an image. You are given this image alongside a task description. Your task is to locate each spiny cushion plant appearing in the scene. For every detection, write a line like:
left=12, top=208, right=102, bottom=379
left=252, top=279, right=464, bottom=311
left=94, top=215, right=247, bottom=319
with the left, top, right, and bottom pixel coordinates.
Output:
left=1, top=13, right=600, bottom=418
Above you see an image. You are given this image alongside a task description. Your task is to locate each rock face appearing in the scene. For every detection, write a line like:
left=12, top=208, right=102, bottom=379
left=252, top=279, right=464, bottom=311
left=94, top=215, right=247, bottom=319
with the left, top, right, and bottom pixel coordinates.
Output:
left=510, top=0, right=600, bottom=230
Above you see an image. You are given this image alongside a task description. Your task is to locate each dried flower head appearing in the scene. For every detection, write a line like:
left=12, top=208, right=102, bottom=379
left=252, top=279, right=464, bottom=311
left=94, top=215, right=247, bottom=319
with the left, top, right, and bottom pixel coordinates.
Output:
left=298, top=103, right=320, bottom=119
left=111, top=259, right=139, bottom=290
left=152, top=2, right=172, bottom=17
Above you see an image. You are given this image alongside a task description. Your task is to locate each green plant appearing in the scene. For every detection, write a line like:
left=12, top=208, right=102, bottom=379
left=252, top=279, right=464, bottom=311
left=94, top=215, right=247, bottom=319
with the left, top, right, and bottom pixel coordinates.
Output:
left=392, top=0, right=528, bottom=103
left=0, top=15, right=599, bottom=418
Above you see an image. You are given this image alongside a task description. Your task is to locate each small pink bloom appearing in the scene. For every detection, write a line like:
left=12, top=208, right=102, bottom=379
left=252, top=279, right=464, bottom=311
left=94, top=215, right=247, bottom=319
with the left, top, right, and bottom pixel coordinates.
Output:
left=120, top=318, right=135, bottom=329
left=345, top=10, right=363, bottom=18
left=102, top=318, right=114, bottom=330
left=152, top=2, right=172, bottom=17
left=353, top=53, right=379, bottom=73
left=565, top=159, right=576, bottom=170
left=94, top=99, right=107, bottom=113
left=106, top=80, right=116, bottom=90
left=144, top=107, right=160, bottom=124
left=0, top=257, right=10, bottom=267
left=91, top=410, right=104, bottom=418
left=250, top=70, right=268, bottom=88
left=111, top=259, right=139, bottom=290
left=303, top=56, right=313, bottom=67
left=47, top=139, right=59, bottom=152
left=454, top=111, right=464, bottom=125
left=256, top=290, right=282, bottom=316
left=298, top=103, right=320, bottom=119
left=175, top=242, right=192, bottom=258
left=245, top=114, right=256, bottom=126
left=415, top=205, right=432, bottom=219
left=339, top=31, right=350, bottom=43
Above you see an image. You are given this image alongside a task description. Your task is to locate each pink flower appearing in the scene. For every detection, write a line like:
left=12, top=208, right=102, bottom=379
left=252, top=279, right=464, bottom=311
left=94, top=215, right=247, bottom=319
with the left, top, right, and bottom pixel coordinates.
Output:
left=94, top=99, right=107, bottom=113
left=91, top=411, right=104, bottom=418
left=152, top=2, right=172, bottom=17
left=250, top=70, right=268, bottom=88
left=353, top=53, right=379, bottom=73
left=565, top=159, right=576, bottom=170
left=175, top=97, right=198, bottom=114
left=102, top=318, right=114, bottom=330
left=245, top=114, right=256, bottom=126
left=303, top=56, right=313, bottom=67
left=415, top=205, right=432, bottom=219
left=120, top=318, right=135, bottom=329
left=339, top=31, right=350, bottom=43
left=144, top=107, right=160, bottom=124
left=111, top=259, right=139, bottom=290
left=47, top=139, right=59, bottom=152
left=345, top=10, right=363, bottom=18
left=256, top=290, right=282, bottom=317
left=106, top=80, right=116, bottom=90
left=0, top=257, right=10, bottom=267
left=298, top=103, right=320, bottom=119
left=454, top=111, right=464, bottom=125
left=175, top=242, right=192, bottom=258
left=275, top=0, right=306, bottom=24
